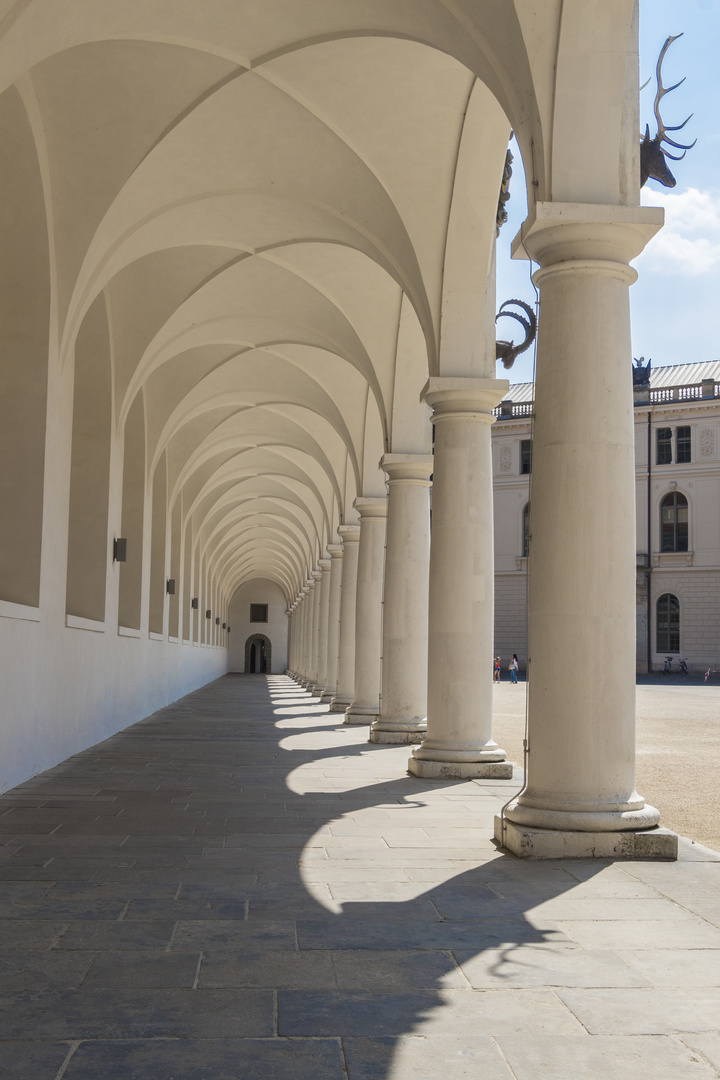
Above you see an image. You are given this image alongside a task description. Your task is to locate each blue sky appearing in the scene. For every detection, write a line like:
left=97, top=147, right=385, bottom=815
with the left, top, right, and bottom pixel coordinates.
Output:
left=496, top=0, right=719, bottom=384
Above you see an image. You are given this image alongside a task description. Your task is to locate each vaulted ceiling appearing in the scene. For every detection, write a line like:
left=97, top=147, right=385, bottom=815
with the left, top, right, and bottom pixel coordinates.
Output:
left=0, top=0, right=640, bottom=614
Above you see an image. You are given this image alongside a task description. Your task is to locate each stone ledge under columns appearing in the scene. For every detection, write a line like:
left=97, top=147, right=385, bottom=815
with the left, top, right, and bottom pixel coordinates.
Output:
left=494, top=816, right=678, bottom=860
left=344, top=705, right=378, bottom=726
left=369, top=727, right=426, bottom=745
left=408, top=760, right=513, bottom=780
left=329, top=698, right=352, bottom=714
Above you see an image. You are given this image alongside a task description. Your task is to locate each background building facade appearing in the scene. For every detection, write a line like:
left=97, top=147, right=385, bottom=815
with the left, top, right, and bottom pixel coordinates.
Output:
left=493, top=360, right=720, bottom=673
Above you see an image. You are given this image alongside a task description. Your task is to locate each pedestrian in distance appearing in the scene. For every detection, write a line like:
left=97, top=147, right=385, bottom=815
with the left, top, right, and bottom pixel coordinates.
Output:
left=509, top=654, right=519, bottom=684
left=494, top=657, right=501, bottom=682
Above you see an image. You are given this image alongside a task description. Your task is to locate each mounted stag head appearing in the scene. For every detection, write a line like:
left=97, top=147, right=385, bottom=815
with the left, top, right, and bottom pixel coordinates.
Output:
left=640, top=33, right=696, bottom=188
left=495, top=300, right=536, bottom=370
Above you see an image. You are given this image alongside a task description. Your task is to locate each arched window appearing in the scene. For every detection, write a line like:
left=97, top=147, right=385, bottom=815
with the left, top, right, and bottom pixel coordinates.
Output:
left=656, top=594, right=680, bottom=654
left=660, top=491, right=688, bottom=552
left=522, top=503, right=530, bottom=558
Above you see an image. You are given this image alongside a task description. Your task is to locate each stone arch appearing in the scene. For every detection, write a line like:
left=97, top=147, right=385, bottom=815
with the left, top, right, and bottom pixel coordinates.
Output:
left=245, top=633, right=271, bottom=675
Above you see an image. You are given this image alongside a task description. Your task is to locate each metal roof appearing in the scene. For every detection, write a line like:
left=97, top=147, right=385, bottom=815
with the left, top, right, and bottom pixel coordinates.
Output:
left=504, top=361, right=720, bottom=402
left=645, top=360, right=720, bottom=388
left=501, top=380, right=534, bottom=404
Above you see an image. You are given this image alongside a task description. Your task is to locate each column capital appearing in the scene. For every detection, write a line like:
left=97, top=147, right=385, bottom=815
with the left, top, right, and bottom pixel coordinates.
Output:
left=380, top=453, right=433, bottom=484
left=318, top=558, right=331, bottom=572
left=353, top=496, right=388, bottom=519
left=421, top=377, right=508, bottom=420
left=306, top=578, right=316, bottom=591
left=338, top=524, right=361, bottom=543
left=311, top=569, right=322, bottom=582
left=513, top=202, right=664, bottom=279
left=326, top=543, right=343, bottom=558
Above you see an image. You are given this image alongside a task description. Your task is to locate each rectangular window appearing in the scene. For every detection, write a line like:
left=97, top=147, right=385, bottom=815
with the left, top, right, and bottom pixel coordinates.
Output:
left=656, top=428, right=672, bottom=465
left=656, top=594, right=680, bottom=653
left=250, top=604, right=268, bottom=622
left=520, top=439, right=532, bottom=475
left=676, top=426, right=691, bottom=463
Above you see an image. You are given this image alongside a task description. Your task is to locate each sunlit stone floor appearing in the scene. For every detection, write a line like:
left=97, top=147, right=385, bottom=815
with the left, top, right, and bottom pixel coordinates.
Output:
left=0, top=674, right=719, bottom=1079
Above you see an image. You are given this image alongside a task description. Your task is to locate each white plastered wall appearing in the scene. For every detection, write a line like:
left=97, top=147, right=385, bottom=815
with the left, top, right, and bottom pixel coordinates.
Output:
left=0, top=613, right=226, bottom=793
left=227, top=579, right=289, bottom=674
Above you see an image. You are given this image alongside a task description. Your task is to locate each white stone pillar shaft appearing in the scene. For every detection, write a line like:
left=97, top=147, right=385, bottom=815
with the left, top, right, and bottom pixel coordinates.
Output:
left=330, top=525, right=360, bottom=712
left=409, top=379, right=512, bottom=779
left=370, top=455, right=432, bottom=744
left=503, top=205, right=668, bottom=849
left=345, top=497, right=387, bottom=725
left=321, top=544, right=343, bottom=704
left=315, top=558, right=331, bottom=694
left=308, top=569, right=322, bottom=692
left=300, top=583, right=313, bottom=685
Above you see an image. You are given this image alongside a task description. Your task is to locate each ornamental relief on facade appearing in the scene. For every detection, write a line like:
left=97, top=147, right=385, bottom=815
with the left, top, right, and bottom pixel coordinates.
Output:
left=699, top=427, right=716, bottom=460
left=498, top=445, right=512, bottom=473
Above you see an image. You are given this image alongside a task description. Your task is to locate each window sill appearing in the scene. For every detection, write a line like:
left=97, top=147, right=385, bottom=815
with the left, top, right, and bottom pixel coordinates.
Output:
left=66, top=614, right=106, bottom=633
left=118, top=626, right=141, bottom=639
left=653, top=551, right=694, bottom=567
left=515, top=557, right=528, bottom=570
left=0, top=601, right=41, bottom=623
left=149, top=631, right=164, bottom=642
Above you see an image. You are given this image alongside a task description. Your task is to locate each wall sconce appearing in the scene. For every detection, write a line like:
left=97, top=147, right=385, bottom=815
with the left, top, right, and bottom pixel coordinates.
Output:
left=215, top=617, right=220, bottom=625
left=222, top=622, right=226, bottom=629
left=227, top=626, right=231, bottom=633
left=113, top=538, right=127, bottom=562
left=166, top=579, right=175, bottom=595
left=205, top=610, right=211, bottom=619
left=191, top=598, right=198, bottom=609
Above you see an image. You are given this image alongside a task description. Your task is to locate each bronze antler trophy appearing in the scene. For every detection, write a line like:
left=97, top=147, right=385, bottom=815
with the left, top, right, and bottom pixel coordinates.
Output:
left=495, top=299, right=536, bottom=370
left=640, top=33, right=696, bottom=187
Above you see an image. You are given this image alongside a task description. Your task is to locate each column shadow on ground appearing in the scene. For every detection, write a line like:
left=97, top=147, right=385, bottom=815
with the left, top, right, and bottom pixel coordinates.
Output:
left=0, top=673, right=610, bottom=1080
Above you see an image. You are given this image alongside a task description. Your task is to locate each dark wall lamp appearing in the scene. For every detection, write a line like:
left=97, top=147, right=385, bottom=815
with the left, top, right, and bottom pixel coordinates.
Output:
left=206, top=610, right=211, bottom=619
left=215, top=617, right=220, bottom=625
left=113, top=538, right=127, bottom=562
left=166, top=579, right=175, bottom=595
left=222, top=622, right=226, bottom=629
left=227, top=627, right=231, bottom=633
left=191, top=598, right=198, bottom=609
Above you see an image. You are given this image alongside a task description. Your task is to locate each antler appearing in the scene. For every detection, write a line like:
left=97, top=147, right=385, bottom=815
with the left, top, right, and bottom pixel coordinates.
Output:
left=640, top=33, right=696, bottom=187
left=495, top=300, right=536, bottom=370
left=653, top=33, right=696, bottom=155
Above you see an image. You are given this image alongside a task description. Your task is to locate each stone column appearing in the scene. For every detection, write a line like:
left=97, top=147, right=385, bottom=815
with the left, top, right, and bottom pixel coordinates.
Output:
left=312, top=558, right=331, bottom=695
left=286, top=606, right=295, bottom=675
left=498, top=202, right=676, bottom=859
left=321, top=543, right=343, bottom=704
left=330, top=525, right=360, bottom=713
left=345, top=497, right=387, bottom=725
left=408, top=378, right=512, bottom=779
left=370, top=455, right=433, bottom=744
left=299, top=582, right=313, bottom=686
left=290, top=600, right=301, bottom=679
left=307, top=568, right=323, bottom=693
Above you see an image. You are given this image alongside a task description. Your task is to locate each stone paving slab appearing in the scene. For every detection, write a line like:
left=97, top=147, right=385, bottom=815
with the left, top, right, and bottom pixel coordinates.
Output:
left=0, top=673, right=718, bottom=1080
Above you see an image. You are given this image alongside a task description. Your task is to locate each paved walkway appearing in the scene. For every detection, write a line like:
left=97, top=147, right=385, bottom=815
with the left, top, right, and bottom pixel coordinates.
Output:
left=1, top=674, right=719, bottom=1079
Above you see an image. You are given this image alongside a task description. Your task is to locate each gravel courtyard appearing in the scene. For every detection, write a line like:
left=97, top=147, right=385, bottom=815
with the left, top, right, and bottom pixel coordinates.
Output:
left=492, top=679, right=720, bottom=852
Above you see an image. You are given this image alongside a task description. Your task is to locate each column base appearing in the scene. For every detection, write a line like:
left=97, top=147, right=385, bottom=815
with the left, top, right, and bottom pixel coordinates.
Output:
left=344, top=703, right=379, bottom=726
left=369, top=725, right=426, bottom=745
left=408, top=758, right=514, bottom=780
left=319, top=690, right=335, bottom=704
left=329, top=695, right=352, bottom=713
left=495, top=815, right=678, bottom=860
left=308, top=684, right=325, bottom=697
